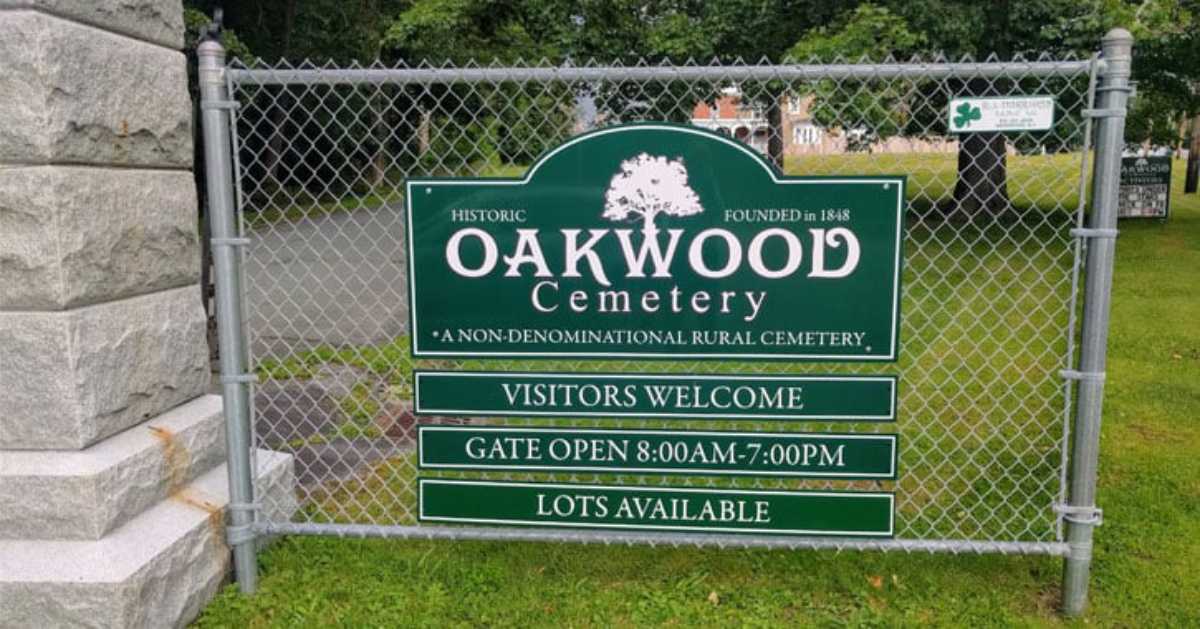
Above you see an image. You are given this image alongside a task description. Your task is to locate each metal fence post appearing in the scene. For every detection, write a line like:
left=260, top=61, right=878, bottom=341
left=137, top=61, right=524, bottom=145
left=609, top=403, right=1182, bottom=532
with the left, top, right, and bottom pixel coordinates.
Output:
left=198, top=37, right=259, bottom=594
left=1062, top=27, right=1133, bottom=616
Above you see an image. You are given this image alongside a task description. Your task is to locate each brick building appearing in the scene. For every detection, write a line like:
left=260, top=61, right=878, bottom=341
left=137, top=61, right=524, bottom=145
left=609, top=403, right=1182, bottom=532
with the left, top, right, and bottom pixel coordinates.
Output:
left=691, top=89, right=956, bottom=157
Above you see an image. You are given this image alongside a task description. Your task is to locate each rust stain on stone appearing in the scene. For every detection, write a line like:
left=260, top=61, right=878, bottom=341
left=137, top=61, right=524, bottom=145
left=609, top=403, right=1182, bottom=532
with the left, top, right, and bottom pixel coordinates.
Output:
left=148, top=425, right=191, bottom=495
left=171, top=486, right=229, bottom=559
left=171, top=487, right=220, bottom=515
left=152, top=425, right=233, bottom=560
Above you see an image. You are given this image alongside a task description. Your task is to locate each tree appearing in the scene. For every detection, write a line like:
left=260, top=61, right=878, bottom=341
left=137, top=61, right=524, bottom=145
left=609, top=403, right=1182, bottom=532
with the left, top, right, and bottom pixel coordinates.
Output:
left=637, top=0, right=852, bottom=169
left=188, top=0, right=1200, bottom=199
left=187, top=0, right=408, bottom=63
left=788, top=5, right=925, bottom=151
left=1188, top=116, right=1200, bottom=194
left=187, top=0, right=412, bottom=190
left=383, top=0, right=853, bottom=170
left=786, top=1, right=1143, bottom=214
left=899, top=0, right=1087, bottom=214
left=891, top=0, right=1200, bottom=208
left=382, top=0, right=578, bottom=173
left=603, top=153, right=703, bottom=238
left=1042, top=0, right=1198, bottom=158
left=1122, top=0, right=1198, bottom=192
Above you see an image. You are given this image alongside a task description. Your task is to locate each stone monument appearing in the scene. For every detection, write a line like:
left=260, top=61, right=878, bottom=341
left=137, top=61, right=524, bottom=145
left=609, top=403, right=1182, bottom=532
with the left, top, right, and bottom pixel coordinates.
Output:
left=0, top=2, right=295, bottom=626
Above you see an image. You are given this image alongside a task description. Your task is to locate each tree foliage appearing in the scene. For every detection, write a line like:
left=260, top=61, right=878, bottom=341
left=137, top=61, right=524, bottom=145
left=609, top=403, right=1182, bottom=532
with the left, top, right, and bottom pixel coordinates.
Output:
left=789, top=4, right=924, bottom=62
left=182, top=0, right=1199, bottom=181
left=1124, top=0, right=1200, bottom=146
left=787, top=5, right=925, bottom=146
left=186, top=0, right=407, bottom=63
left=891, top=0, right=1198, bottom=146
left=381, top=1, right=856, bottom=168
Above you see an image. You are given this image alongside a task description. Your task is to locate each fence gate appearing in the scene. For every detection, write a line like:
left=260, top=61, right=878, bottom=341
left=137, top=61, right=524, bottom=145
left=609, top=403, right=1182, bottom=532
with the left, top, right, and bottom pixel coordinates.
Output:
left=198, top=29, right=1132, bottom=615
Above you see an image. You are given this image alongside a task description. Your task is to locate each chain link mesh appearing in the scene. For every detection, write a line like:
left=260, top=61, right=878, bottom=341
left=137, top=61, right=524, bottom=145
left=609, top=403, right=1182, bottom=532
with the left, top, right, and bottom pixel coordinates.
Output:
left=225, top=55, right=1095, bottom=553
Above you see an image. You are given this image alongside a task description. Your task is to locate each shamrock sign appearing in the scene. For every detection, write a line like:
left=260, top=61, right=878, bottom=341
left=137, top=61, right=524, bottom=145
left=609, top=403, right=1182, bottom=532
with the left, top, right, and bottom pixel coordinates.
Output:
left=953, top=101, right=983, bottom=129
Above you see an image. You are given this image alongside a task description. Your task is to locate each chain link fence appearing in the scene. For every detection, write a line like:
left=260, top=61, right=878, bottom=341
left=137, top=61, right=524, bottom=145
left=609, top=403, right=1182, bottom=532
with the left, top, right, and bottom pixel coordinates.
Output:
left=217, top=54, right=1101, bottom=554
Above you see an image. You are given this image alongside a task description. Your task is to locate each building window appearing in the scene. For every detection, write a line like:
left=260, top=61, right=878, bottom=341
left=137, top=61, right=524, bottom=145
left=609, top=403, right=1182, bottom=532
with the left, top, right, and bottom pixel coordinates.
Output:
left=793, top=123, right=821, bottom=145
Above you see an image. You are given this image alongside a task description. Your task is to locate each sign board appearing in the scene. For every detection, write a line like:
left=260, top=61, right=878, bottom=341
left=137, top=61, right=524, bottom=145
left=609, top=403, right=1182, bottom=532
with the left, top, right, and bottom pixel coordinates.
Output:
left=1118, top=156, right=1171, bottom=218
left=947, top=96, right=1055, bottom=133
left=408, top=124, right=901, bottom=540
left=414, top=371, right=897, bottom=421
left=419, top=479, right=894, bottom=537
left=418, top=426, right=897, bottom=479
left=406, top=124, right=905, bottom=361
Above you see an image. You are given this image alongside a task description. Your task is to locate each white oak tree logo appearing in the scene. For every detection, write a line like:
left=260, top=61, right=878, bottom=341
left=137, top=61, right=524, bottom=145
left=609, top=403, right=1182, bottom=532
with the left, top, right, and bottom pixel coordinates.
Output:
left=602, top=153, right=703, bottom=238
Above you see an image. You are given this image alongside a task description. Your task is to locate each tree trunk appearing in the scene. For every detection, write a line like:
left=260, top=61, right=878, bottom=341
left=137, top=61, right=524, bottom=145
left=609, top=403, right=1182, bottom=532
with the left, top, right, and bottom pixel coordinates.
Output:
left=642, top=221, right=658, bottom=245
left=1175, top=115, right=1189, bottom=155
left=367, top=8, right=388, bottom=188
left=953, top=78, right=1010, bottom=214
left=263, top=98, right=287, bottom=190
left=954, top=132, right=1010, bottom=214
left=263, top=0, right=297, bottom=191
left=1186, top=115, right=1199, bottom=194
left=369, top=87, right=388, bottom=186
left=765, top=92, right=785, bottom=170
left=418, top=109, right=432, bottom=154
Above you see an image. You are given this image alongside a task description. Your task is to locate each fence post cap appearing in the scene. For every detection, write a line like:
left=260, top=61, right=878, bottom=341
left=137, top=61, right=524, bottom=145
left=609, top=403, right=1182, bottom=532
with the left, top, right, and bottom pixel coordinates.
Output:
left=1102, top=28, right=1133, bottom=44
left=198, top=39, right=226, bottom=58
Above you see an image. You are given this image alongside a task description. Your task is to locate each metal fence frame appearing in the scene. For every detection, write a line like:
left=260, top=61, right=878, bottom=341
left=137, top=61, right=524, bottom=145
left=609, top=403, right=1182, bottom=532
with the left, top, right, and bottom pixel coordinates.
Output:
left=198, top=28, right=1132, bottom=615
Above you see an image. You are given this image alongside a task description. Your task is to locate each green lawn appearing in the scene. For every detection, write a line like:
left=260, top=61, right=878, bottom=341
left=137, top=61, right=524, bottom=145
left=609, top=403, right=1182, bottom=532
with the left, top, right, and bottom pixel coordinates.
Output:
left=197, top=159, right=1198, bottom=627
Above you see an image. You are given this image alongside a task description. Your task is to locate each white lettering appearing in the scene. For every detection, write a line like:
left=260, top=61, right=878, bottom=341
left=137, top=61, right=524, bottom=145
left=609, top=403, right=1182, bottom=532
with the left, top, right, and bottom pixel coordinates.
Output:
left=561, top=229, right=612, bottom=286
left=688, top=228, right=741, bottom=278
left=747, top=228, right=803, bottom=278
left=808, top=227, right=861, bottom=278
left=445, top=228, right=498, bottom=277
left=531, top=280, right=559, bottom=313
left=503, top=229, right=553, bottom=277
left=614, top=229, right=682, bottom=278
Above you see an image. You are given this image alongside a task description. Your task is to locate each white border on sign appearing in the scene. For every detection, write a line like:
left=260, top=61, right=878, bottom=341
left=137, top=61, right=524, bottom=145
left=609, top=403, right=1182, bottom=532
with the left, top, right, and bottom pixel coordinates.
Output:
left=406, top=124, right=905, bottom=361
left=946, top=96, right=1056, bottom=133
left=413, top=371, right=897, bottom=421
left=417, top=425, right=898, bottom=479
left=418, top=478, right=896, bottom=537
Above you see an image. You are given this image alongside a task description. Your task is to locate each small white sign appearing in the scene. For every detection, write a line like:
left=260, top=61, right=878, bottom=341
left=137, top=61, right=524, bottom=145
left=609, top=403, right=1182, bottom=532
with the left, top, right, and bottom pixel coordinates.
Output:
left=947, top=96, right=1055, bottom=133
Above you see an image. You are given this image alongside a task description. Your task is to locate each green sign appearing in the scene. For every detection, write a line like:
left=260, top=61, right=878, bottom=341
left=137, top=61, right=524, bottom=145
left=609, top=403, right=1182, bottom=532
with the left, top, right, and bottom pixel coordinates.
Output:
left=414, top=371, right=896, bottom=421
left=947, top=96, right=1055, bottom=133
left=419, top=479, right=894, bottom=537
left=406, top=124, right=905, bottom=361
left=1118, top=156, right=1171, bottom=219
left=418, top=426, right=897, bottom=479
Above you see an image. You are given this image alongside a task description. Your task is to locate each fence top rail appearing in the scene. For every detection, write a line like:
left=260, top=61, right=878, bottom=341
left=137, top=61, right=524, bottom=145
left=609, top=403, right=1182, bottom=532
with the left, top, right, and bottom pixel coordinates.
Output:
left=227, top=59, right=1100, bottom=86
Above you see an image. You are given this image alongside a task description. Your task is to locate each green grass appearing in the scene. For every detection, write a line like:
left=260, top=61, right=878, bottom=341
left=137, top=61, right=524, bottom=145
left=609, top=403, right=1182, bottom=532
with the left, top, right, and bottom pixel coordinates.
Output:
left=255, top=336, right=414, bottom=386
left=197, top=159, right=1199, bottom=626
left=243, top=153, right=1082, bottom=229
left=242, top=186, right=404, bottom=229
left=786, top=152, right=1088, bottom=213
